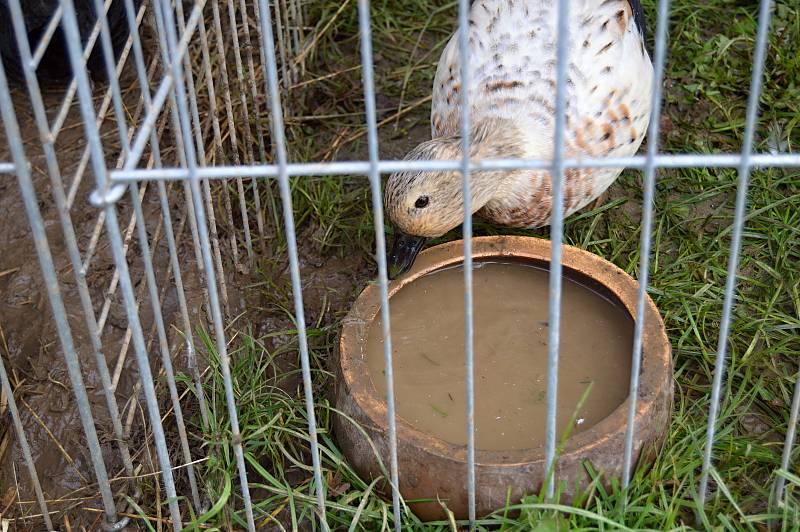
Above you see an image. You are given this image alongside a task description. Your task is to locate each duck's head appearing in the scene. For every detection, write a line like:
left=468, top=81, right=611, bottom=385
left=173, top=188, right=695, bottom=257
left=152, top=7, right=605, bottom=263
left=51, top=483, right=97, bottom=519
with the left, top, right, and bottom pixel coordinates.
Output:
left=384, top=120, right=525, bottom=278
left=385, top=138, right=464, bottom=279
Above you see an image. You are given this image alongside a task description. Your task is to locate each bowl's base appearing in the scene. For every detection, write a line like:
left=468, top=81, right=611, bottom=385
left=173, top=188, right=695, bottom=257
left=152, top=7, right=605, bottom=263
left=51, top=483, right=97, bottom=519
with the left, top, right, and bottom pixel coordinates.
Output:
left=334, top=236, right=674, bottom=522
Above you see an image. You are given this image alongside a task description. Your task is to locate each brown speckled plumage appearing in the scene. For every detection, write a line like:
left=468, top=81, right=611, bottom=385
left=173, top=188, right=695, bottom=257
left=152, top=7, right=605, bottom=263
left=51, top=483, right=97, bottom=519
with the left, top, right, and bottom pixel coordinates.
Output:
left=385, top=0, right=653, bottom=239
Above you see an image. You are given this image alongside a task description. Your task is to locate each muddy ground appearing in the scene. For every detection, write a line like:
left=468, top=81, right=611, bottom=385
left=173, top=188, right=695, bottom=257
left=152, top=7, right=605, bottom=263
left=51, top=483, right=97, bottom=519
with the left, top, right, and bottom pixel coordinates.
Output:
left=0, top=75, right=213, bottom=528
left=0, top=57, right=438, bottom=528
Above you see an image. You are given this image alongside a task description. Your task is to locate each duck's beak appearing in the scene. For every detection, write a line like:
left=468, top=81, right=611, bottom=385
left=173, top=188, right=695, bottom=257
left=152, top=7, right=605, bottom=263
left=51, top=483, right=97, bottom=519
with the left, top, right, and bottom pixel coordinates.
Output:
left=388, top=231, right=427, bottom=279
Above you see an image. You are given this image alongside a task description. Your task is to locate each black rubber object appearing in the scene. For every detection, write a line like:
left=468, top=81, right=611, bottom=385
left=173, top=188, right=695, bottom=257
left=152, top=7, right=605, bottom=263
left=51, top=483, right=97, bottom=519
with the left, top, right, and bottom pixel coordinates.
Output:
left=0, top=0, right=140, bottom=86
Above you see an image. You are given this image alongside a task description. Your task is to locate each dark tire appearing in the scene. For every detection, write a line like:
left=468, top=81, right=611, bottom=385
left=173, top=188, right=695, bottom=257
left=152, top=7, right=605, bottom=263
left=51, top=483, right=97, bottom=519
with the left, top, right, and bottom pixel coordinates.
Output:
left=0, top=0, right=141, bottom=87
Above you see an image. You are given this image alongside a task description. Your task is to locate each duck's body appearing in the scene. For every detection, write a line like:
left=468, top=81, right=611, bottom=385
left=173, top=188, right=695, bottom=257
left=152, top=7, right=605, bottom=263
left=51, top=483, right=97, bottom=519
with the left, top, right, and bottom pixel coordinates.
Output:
left=386, top=0, right=653, bottom=277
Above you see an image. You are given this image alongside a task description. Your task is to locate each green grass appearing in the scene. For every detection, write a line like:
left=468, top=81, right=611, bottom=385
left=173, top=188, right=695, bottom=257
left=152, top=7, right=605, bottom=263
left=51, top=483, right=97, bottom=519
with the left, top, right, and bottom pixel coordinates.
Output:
left=158, top=0, right=800, bottom=529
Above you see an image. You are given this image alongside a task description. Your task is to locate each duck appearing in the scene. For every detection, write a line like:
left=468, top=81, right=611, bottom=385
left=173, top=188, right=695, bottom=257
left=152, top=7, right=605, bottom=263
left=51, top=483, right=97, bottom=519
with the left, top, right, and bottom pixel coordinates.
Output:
left=385, top=0, right=653, bottom=278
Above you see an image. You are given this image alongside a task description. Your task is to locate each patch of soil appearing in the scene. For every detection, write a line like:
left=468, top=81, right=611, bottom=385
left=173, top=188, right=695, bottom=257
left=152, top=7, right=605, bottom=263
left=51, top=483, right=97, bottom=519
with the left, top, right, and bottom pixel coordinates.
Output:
left=0, top=27, right=434, bottom=528
left=0, top=78, right=207, bottom=528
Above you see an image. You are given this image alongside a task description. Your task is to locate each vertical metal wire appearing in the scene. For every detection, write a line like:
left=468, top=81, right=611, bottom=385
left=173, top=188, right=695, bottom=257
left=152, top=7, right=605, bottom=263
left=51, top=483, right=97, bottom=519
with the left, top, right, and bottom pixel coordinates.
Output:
left=255, top=0, right=329, bottom=527
left=237, top=0, right=269, bottom=156
left=5, top=0, right=137, bottom=491
left=544, top=0, right=570, bottom=501
left=146, top=1, right=215, bottom=329
left=288, top=0, right=305, bottom=78
left=279, top=0, right=298, bottom=84
left=58, top=0, right=183, bottom=528
left=225, top=0, right=266, bottom=249
left=622, top=0, right=671, bottom=489
left=774, top=366, right=800, bottom=505
left=0, top=33, right=120, bottom=525
left=0, top=348, right=53, bottom=529
left=91, top=0, right=202, bottom=511
left=30, top=4, right=63, bottom=68
left=284, top=0, right=300, bottom=70
left=0, top=192, right=52, bottom=528
left=48, top=0, right=114, bottom=140
left=247, top=1, right=282, bottom=235
left=455, top=0, right=476, bottom=524
left=195, top=15, right=235, bottom=316
left=119, top=2, right=205, bottom=172
left=356, top=1, right=401, bottom=529
left=61, top=0, right=149, bottom=208
left=210, top=0, right=253, bottom=263
left=93, top=185, right=149, bottom=339
left=697, top=0, right=774, bottom=508
left=270, top=0, right=291, bottom=97
left=88, top=0, right=130, bottom=150
left=249, top=1, right=281, bottom=161
left=172, top=0, right=231, bottom=318
left=237, top=0, right=271, bottom=237
left=156, top=0, right=257, bottom=529
left=128, top=183, right=204, bottom=511
left=123, top=0, right=210, bottom=429
left=130, top=183, right=204, bottom=501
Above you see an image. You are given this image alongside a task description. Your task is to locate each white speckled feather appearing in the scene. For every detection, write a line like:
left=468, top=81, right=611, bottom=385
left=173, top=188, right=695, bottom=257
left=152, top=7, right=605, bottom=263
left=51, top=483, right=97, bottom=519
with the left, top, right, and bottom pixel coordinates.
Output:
left=430, top=0, right=653, bottom=224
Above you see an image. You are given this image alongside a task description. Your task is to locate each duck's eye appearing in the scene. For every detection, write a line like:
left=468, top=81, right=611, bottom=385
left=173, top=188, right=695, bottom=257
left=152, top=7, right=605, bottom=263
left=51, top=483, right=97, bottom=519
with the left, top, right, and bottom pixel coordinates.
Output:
left=414, top=196, right=430, bottom=209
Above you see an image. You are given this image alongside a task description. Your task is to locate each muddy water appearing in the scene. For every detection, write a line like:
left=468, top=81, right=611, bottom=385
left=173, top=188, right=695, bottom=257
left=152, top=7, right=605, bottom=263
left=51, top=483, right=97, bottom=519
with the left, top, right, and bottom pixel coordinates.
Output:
left=366, top=261, right=633, bottom=451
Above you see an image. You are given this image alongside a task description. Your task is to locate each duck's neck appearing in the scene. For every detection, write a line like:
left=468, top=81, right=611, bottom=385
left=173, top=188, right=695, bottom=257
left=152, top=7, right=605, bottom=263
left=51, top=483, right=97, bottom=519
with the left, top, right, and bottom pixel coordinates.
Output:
left=437, top=117, right=527, bottom=210
left=466, top=117, right=527, bottom=160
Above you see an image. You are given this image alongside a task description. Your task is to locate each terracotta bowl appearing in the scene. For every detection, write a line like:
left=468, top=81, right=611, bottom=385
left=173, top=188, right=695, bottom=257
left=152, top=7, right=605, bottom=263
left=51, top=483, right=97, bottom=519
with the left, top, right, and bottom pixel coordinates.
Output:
left=334, top=236, right=673, bottom=520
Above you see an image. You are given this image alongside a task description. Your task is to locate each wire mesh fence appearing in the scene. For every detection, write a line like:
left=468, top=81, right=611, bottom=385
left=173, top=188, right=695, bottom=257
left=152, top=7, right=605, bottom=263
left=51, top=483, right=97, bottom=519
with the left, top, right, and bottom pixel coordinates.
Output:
left=0, top=0, right=798, bottom=529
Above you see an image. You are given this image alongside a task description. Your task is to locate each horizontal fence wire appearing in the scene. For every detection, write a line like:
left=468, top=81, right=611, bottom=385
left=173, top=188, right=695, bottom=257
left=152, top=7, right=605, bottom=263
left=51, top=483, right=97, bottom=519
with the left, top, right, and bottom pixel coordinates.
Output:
left=108, top=152, right=800, bottom=182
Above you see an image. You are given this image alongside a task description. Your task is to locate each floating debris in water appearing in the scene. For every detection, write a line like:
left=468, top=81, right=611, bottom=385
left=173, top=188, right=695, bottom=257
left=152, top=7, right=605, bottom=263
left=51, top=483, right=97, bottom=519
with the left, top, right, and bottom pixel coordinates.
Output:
left=430, top=404, right=448, bottom=417
left=421, top=352, right=440, bottom=366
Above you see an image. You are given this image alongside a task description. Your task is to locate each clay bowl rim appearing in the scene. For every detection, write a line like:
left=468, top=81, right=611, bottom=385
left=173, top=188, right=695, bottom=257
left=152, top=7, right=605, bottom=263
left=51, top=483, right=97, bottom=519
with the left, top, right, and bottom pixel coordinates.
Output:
left=339, top=235, right=671, bottom=468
